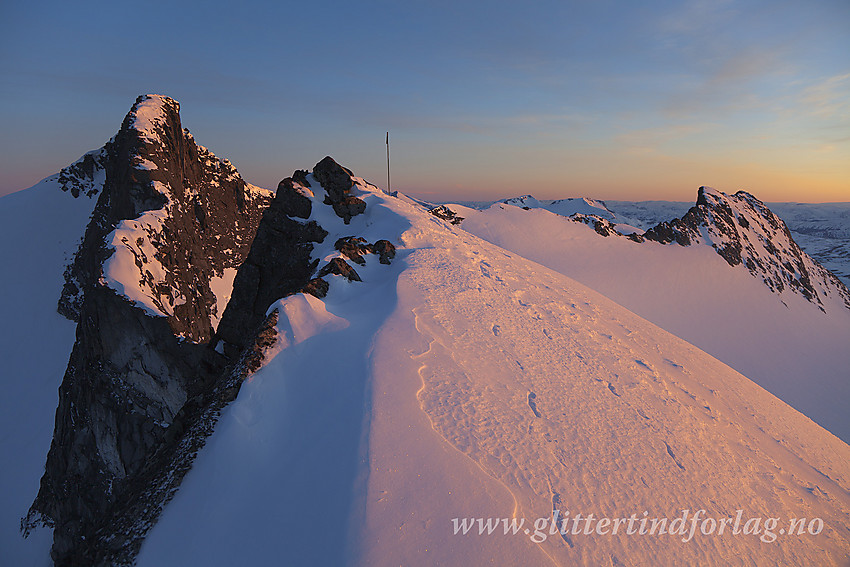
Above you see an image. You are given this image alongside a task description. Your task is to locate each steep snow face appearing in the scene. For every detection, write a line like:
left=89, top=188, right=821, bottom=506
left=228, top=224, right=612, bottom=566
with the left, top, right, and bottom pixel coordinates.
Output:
left=0, top=175, right=100, bottom=566
left=140, top=180, right=850, bottom=566
left=102, top=195, right=180, bottom=317
left=459, top=202, right=850, bottom=442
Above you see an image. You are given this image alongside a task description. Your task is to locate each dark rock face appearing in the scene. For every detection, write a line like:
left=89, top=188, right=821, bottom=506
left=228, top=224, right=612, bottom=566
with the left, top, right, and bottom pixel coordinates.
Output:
left=429, top=204, right=464, bottom=225
left=214, top=174, right=327, bottom=357
left=641, top=187, right=850, bottom=310
left=313, top=156, right=367, bottom=224
left=25, top=95, right=275, bottom=566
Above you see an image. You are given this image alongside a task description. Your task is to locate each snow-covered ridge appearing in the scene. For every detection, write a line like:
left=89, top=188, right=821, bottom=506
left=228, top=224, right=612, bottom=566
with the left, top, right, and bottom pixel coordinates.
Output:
left=501, top=194, right=619, bottom=220
left=53, top=147, right=108, bottom=199
left=138, top=176, right=850, bottom=566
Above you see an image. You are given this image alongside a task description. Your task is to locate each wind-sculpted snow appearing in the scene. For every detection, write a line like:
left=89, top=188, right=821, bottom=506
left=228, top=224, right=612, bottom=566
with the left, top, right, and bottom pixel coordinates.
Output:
left=363, top=205, right=850, bottom=566
left=460, top=201, right=850, bottom=442
left=137, top=180, right=850, bottom=566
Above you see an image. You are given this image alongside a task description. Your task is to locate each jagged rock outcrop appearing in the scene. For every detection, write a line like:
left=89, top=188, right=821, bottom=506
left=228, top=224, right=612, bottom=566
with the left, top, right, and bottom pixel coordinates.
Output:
left=335, top=236, right=371, bottom=265
left=570, top=213, right=619, bottom=237
left=334, top=236, right=397, bottom=265
left=57, top=94, right=272, bottom=338
left=429, top=204, right=464, bottom=225
left=642, top=187, right=850, bottom=310
left=313, top=156, right=366, bottom=223
left=318, top=257, right=362, bottom=282
left=25, top=95, right=274, bottom=566
left=214, top=174, right=327, bottom=357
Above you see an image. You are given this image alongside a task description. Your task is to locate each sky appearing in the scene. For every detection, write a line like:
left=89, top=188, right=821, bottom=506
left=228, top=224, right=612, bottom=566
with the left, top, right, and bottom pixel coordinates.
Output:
left=0, top=0, right=848, bottom=202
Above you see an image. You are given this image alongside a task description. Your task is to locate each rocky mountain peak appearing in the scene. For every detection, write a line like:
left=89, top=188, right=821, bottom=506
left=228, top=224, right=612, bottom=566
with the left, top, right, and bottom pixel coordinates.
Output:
left=644, top=186, right=850, bottom=311
left=24, top=94, right=402, bottom=566
left=58, top=93, right=273, bottom=341
left=26, top=94, right=275, bottom=565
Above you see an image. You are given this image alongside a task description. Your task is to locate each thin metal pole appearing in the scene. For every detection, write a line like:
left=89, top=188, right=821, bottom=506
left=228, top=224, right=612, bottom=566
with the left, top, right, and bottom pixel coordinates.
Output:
left=386, top=131, right=391, bottom=194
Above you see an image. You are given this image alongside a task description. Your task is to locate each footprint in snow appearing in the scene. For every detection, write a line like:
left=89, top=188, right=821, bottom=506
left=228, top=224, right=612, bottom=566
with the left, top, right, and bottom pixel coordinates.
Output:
left=527, top=391, right=542, bottom=418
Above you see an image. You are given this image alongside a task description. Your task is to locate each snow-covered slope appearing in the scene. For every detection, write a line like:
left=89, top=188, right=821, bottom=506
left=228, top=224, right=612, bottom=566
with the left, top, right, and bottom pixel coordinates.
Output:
left=139, top=180, right=850, bottom=566
left=0, top=165, right=102, bottom=566
left=458, top=194, right=850, bottom=442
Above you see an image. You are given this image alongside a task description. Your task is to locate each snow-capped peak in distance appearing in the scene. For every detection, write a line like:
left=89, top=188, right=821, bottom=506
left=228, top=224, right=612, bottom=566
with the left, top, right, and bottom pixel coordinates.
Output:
left=500, top=194, right=618, bottom=220
left=496, top=187, right=850, bottom=313
left=642, top=186, right=850, bottom=312
left=500, top=194, right=541, bottom=208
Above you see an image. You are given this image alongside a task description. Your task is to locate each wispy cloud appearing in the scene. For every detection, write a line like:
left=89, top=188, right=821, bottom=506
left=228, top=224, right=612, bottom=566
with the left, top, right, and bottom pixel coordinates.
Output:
left=800, top=72, right=850, bottom=119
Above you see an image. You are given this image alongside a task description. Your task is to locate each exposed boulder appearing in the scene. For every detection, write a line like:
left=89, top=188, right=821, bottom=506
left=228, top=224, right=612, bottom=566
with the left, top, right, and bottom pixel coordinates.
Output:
left=429, top=204, right=464, bottom=225
left=372, top=239, right=396, bottom=264
left=313, top=156, right=367, bottom=224
left=335, top=236, right=371, bottom=265
left=302, top=277, right=330, bottom=298
left=318, top=257, right=362, bottom=282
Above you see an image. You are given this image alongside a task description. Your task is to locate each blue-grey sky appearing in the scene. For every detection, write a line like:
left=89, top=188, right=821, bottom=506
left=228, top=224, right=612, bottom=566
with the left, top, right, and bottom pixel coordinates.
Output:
left=1, top=0, right=848, bottom=201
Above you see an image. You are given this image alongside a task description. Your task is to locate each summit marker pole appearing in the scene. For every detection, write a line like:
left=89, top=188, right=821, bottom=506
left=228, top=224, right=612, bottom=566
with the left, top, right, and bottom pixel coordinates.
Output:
left=386, top=131, right=391, bottom=195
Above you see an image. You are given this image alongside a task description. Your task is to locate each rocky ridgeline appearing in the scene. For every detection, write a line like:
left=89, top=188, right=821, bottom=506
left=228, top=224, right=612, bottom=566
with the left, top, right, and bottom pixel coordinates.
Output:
left=501, top=186, right=850, bottom=312
left=642, top=187, right=850, bottom=311
left=24, top=95, right=394, bottom=566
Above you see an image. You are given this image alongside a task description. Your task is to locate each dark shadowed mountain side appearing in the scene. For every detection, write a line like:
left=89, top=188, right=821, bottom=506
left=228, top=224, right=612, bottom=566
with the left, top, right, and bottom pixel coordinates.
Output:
left=21, top=95, right=385, bottom=566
